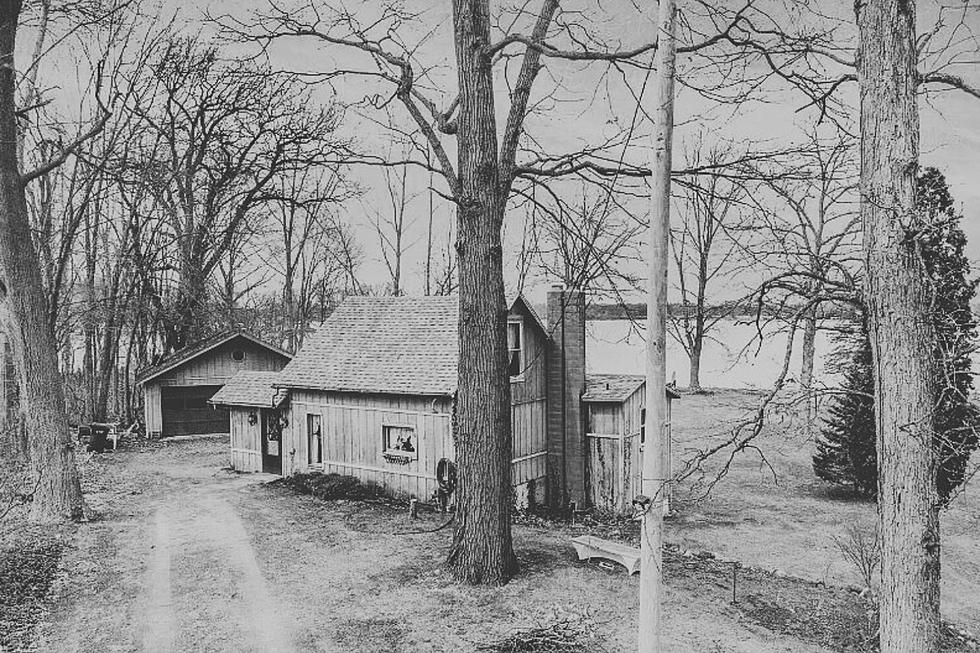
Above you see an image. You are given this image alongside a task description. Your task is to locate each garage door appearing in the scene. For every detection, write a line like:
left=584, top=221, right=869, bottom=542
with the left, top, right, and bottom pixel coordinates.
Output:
left=160, top=385, right=229, bottom=437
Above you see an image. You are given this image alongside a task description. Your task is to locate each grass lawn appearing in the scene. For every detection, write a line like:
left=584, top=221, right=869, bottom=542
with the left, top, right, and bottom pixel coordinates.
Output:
left=667, top=389, right=980, bottom=633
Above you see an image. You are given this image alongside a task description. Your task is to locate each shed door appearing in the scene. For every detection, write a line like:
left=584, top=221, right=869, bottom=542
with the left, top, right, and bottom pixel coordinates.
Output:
left=160, top=385, right=229, bottom=437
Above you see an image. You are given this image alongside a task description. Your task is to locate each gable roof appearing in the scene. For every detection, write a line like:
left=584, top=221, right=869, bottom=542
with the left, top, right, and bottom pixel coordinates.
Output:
left=275, top=296, right=460, bottom=396
left=135, top=331, right=292, bottom=386
left=209, top=371, right=285, bottom=408
left=275, top=294, right=545, bottom=396
left=507, top=293, right=548, bottom=335
left=583, top=374, right=681, bottom=403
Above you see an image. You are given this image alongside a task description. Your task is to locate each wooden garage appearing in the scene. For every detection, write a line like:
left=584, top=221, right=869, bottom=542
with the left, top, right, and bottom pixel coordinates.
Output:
left=136, top=331, right=292, bottom=438
left=161, top=385, right=228, bottom=436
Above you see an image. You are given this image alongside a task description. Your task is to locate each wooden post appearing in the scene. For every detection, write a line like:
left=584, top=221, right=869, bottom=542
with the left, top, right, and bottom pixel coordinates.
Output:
left=639, top=1, right=676, bottom=652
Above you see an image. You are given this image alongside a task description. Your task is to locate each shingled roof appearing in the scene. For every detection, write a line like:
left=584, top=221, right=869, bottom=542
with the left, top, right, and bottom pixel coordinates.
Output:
left=275, top=296, right=460, bottom=396
left=209, top=371, right=285, bottom=408
left=583, top=374, right=681, bottom=403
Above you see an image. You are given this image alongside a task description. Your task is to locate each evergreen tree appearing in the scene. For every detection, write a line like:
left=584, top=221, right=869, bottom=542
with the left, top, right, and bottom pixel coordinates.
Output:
left=813, top=327, right=877, bottom=497
left=813, top=168, right=980, bottom=503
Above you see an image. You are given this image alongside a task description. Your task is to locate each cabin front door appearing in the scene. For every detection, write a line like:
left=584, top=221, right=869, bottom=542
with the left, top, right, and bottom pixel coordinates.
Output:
left=260, top=409, right=282, bottom=475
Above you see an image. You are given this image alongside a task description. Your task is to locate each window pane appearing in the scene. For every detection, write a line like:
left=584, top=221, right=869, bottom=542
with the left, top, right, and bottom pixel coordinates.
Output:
left=308, top=414, right=322, bottom=464
left=508, top=350, right=521, bottom=377
left=507, top=322, right=520, bottom=350
left=384, top=425, right=418, bottom=459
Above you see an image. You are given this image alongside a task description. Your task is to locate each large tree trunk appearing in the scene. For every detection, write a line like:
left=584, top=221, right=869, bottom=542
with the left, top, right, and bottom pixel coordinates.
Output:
left=0, top=0, right=85, bottom=523
left=446, top=0, right=518, bottom=585
left=172, top=252, right=207, bottom=350
left=856, top=1, right=941, bottom=651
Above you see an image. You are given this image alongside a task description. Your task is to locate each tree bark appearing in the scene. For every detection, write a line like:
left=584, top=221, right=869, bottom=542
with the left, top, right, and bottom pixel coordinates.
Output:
left=446, top=0, right=518, bottom=585
left=800, top=308, right=817, bottom=389
left=0, top=0, right=85, bottom=522
left=172, top=250, right=207, bottom=350
left=856, top=1, right=941, bottom=651
left=688, top=337, right=702, bottom=391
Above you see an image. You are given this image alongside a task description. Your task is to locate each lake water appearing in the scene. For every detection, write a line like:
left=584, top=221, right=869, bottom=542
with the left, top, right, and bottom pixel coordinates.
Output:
left=585, top=318, right=841, bottom=389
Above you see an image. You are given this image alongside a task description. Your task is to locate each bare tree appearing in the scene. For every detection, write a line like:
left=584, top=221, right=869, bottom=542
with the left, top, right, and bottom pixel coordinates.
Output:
left=669, top=143, right=750, bottom=391
left=122, top=36, right=350, bottom=352
left=751, top=131, right=860, bottom=389
left=371, top=161, right=418, bottom=296
left=525, top=185, right=642, bottom=296
left=260, top=162, right=357, bottom=349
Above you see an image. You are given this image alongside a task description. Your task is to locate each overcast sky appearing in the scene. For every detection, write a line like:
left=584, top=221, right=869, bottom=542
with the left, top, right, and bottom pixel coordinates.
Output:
left=30, top=0, right=980, bottom=307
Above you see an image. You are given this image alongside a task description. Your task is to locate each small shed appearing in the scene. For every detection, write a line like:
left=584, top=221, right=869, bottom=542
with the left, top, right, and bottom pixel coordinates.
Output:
left=583, top=374, right=680, bottom=513
left=209, top=371, right=287, bottom=474
left=136, top=332, right=292, bottom=438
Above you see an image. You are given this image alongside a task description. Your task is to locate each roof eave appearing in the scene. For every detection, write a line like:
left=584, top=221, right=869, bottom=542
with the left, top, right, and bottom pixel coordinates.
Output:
left=136, top=332, right=293, bottom=386
left=272, top=382, right=455, bottom=398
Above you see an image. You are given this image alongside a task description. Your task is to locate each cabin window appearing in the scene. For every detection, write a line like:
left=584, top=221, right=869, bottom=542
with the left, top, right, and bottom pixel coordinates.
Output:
left=383, top=424, right=418, bottom=459
left=507, top=319, right=524, bottom=378
left=231, top=349, right=246, bottom=362
left=307, top=414, right=322, bottom=465
left=640, top=408, right=646, bottom=444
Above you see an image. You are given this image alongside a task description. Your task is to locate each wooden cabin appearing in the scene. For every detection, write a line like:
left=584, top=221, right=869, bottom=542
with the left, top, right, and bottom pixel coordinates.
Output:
left=218, top=288, right=681, bottom=515
left=209, top=371, right=288, bottom=473
left=583, top=374, right=680, bottom=513
left=135, top=332, right=292, bottom=438
left=271, top=295, right=551, bottom=503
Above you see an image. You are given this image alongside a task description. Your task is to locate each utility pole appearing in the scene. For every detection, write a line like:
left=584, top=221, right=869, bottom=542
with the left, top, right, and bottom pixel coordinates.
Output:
left=639, top=0, right=675, bottom=651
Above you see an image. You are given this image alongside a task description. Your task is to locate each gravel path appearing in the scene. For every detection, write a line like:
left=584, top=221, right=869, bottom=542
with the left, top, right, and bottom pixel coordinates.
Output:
left=34, top=440, right=298, bottom=653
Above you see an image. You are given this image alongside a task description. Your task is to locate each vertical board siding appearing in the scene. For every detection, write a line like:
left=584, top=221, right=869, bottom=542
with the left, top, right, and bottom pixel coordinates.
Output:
left=144, top=337, right=290, bottom=438
left=144, top=385, right=162, bottom=435
left=586, top=396, right=649, bottom=514
left=623, top=433, right=640, bottom=510
left=509, top=304, right=548, bottom=488
left=154, top=340, right=290, bottom=387
left=623, top=386, right=645, bottom=513
left=283, top=388, right=548, bottom=499
left=284, top=390, right=453, bottom=499
left=229, top=408, right=262, bottom=472
left=587, top=434, right=621, bottom=511
left=586, top=401, right=623, bottom=511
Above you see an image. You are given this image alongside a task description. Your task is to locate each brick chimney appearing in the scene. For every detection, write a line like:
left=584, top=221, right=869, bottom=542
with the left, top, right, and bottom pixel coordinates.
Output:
left=546, top=285, right=587, bottom=509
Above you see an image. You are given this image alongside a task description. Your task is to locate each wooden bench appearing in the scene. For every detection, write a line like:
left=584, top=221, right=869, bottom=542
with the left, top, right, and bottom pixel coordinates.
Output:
left=571, top=535, right=642, bottom=575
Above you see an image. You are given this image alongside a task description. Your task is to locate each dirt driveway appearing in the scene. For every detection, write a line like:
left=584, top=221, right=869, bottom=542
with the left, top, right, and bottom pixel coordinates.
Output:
left=29, top=438, right=870, bottom=653
left=33, top=440, right=300, bottom=653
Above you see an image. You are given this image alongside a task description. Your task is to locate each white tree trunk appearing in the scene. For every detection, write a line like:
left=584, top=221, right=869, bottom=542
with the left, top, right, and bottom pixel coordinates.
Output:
left=639, top=1, right=675, bottom=650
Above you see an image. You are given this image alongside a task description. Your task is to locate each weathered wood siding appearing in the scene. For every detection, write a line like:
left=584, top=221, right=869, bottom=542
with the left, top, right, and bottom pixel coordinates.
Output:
left=230, top=407, right=262, bottom=472
left=623, top=385, right=644, bottom=510
left=154, top=341, right=287, bottom=387
left=284, top=391, right=455, bottom=499
left=586, top=385, right=674, bottom=514
left=284, top=386, right=549, bottom=501
left=586, top=402, right=625, bottom=512
left=144, top=384, right=161, bottom=436
left=510, top=304, right=548, bottom=489
left=143, top=339, right=290, bottom=436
